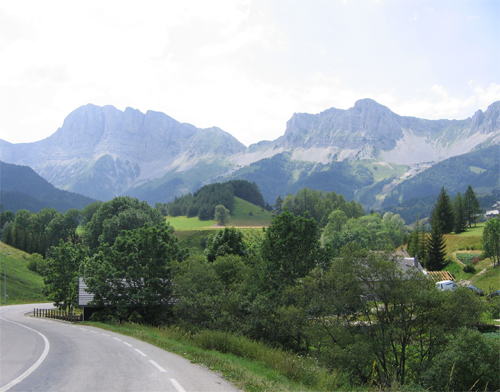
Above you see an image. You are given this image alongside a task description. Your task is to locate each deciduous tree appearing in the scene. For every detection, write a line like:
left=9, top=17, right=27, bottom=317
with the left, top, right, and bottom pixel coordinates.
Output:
left=260, top=210, right=322, bottom=294
left=483, top=218, right=500, bottom=266
left=43, top=241, right=89, bottom=311
left=205, top=227, right=246, bottom=262
left=82, top=222, right=186, bottom=324
left=214, top=204, right=231, bottom=226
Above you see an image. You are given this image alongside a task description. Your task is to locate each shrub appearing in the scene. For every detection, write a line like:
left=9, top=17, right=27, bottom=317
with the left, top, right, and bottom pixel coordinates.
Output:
left=462, top=264, right=476, bottom=273
left=420, top=328, right=500, bottom=391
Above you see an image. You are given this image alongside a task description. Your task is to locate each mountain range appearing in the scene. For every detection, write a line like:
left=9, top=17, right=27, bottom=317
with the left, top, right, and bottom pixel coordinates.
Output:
left=0, top=99, right=499, bottom=217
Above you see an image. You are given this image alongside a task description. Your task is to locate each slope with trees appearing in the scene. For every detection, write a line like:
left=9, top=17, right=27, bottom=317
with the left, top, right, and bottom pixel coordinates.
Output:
left=0, top=161, right=96, bottom=213
left=381, top=145, right=499, bottom=222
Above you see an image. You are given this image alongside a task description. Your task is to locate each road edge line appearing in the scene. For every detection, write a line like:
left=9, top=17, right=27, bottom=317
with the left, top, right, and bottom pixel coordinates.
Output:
left=0, top=317, right=51, bottom=392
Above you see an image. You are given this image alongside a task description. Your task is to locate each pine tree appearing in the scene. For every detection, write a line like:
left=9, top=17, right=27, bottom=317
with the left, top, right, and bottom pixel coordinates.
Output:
left=430, top=187, right=455, bottom=234
left=453, top=192, right=467, bottom=234
left=273, top=195, right=284, bottom=215
left=464, top=185, right=481, bottom=227
left=408, top=220, right=429, bottom=262
left=426, top=224, right=447, bottom=271
left=408, top=220, right=421, bottom=257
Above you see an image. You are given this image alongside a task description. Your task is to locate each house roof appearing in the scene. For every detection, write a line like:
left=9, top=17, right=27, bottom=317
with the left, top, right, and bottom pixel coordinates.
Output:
left=78, top=277, right=94, bottom=306
left=395, top=256, right=428, bottom=276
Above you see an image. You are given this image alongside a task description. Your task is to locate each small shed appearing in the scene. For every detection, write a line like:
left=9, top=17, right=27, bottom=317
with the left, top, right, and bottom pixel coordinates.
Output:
left=78, top=277, right=104, bottom=321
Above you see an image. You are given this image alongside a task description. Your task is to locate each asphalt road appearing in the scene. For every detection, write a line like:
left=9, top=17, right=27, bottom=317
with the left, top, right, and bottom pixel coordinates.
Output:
left=0, top=304, right=240, bottom=392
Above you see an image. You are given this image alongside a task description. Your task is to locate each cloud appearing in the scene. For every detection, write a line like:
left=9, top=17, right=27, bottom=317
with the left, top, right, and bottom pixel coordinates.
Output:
left=387, top=83, right=500, bottom=120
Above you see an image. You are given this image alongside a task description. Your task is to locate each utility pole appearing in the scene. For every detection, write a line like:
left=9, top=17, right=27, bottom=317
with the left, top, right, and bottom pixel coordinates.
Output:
left=4, top=252, right=11, bottom=305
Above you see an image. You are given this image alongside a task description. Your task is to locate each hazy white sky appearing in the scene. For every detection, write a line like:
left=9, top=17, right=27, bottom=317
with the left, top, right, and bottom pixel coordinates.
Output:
left=1, top=0, right=499, bottom=146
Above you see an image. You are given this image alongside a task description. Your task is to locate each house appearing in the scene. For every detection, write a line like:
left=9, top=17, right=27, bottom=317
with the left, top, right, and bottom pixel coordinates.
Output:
left=485, top=209, right=499, bottom=220
left=395, top=254, right=428, bottom=277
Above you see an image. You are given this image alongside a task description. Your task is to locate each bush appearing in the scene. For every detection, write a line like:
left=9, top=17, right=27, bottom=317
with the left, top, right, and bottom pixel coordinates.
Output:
left=462, top=264, right=476, bottom=273
left=420, top=328, right=500, bottom=391
left=486, top=296, right=500, bottom=319
left=26, top=253, right=46, bottom=275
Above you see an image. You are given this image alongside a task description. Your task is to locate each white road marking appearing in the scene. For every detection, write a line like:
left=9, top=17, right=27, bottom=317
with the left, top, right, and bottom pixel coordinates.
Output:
left=79, top=327, right=87, bottom=331
left=101, top=333, right=110, bottom=336
left=0, top=317, right=50, bottom=392
left=122, top=341, right=133, bottom=347
left=90, top=330, right=97, bottom=334
left=134, top=349, right=147, bottom=357
left=170, top=378, right=187, bottom=392
left=149, top=360, right=166, bottom=373
left=113, top=337, right=122, bottom=342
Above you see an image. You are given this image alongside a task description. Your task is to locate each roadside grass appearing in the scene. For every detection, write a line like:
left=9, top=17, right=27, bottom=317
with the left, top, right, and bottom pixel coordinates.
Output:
left=0, top=242, right=46, bottom=305
left=83, top=322, right=351, bottom=392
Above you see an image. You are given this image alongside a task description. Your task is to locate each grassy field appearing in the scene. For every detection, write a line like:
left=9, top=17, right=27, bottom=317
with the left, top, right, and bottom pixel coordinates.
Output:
left=0, top=242, right=46, bottom=305
left=166, top=197, right=272, bottom=231
left=357, top=160, right=409, bottom=183
left=444, top=223, right=484, bottom=254
left=229, top=197, right=273, bottom=227
left=166, top=216, right=217, bottom=230
left=442, top=223, right=499, bottom=293
left=166, top=197, right=271, bottom=254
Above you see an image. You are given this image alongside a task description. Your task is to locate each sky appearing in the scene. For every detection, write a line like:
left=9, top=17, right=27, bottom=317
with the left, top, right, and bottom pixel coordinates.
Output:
left=0, top=0, right=499, bottom=147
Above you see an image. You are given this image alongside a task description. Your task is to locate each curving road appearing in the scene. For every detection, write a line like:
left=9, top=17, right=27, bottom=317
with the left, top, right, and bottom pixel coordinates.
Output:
left=0, top=304, right=240, bottom=392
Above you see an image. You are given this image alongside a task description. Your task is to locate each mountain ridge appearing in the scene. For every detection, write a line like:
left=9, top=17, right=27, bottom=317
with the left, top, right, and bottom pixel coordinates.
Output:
left=0, top=161, right=96, bottom=213
left=0, top=99, right=498, bottom=206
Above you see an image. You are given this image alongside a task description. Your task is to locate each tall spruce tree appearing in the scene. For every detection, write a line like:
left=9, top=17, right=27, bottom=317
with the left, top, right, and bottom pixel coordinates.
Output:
left=464, top=185, right=481, bottom=227
left=453, top=192, right=467, bottom=234
left=408, top=219, right=427, bottom=260
left=430, top=187, right=455, bottom=234
left=426, top=223, right=447, bottom=271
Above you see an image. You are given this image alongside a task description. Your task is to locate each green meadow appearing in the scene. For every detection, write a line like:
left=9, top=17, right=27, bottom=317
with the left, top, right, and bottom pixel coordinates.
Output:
left=166, top=197, right=272, bottom=231
left=443, top=223, right=499, bottom=293
left=167, top=197, right=272, bottom=254
left=0, top=242, right=46, bottom=305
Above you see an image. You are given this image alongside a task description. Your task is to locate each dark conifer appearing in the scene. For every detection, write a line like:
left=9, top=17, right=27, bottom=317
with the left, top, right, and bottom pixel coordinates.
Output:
left=430, top=187, right=455, bottom=234
left=426, top=224, right=447, bottom=271
left=464, top=185, right=481, bottom=227
left=453, top=192, right=467, bottom=234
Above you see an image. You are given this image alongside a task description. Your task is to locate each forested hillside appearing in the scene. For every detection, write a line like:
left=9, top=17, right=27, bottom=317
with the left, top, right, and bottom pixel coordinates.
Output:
left=163, top=180, right=269, bottom=220
left=0, top=161, right=95, bottom=213
left=225, top=153, right=374, bottom=204
left=380, top=145, right=500, bottom=222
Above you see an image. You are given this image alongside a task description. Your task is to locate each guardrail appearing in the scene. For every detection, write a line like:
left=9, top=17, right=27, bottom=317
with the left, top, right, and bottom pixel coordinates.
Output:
left=33, top=308, right=82, bottom=323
